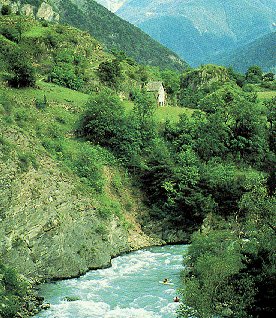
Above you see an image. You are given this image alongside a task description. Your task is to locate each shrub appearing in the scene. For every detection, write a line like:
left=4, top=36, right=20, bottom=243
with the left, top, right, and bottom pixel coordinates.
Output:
left=1, top=5, right=12, bottom=15
left=45, top=33, right=59, bottom=48
left=98, top=59, right=121, bottom=89
left=48, top=50, right=85, bottom=90
left=49, top=64, right=83, bottom=90
left=7, top=51, right=36, bottom=88
left=35, top=95, right=48, bottom=110
left=0, top=27, right=19, bottom=43
left=179, top=229, right=256, bottom=318
left=245, top=65, right=263, bottom=84
left=243, top=83, right=257, bottom=92
left=0, top=262, right=28, bottom=318
left=41, top=20, right=49, bottom=27
left=18, top=151, right=38, bottom=172
left=78, top=90, right=125, bottom=146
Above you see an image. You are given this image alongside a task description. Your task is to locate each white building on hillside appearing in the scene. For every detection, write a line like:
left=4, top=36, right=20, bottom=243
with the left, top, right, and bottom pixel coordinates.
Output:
left=146, top=81, right=166, bottom=106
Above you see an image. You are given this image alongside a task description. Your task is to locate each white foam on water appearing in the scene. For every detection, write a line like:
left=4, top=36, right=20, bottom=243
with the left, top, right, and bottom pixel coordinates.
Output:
left=35, top=245, right=188, bottom=318
left=42, top=300, right=110, bottom=318
left=46, top=302, right=162, bottom=318
left=81, top=251, right=160, bottom=281
left=104, top=306, right=161, bottom=318
left=160, top=302, right=180, bottom=316
left=164, top=288, right=176, bottom=295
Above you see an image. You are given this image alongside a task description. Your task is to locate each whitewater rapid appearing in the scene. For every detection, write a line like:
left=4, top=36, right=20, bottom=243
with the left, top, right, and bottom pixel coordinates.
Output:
left=35, top=245, right=187, bottom=318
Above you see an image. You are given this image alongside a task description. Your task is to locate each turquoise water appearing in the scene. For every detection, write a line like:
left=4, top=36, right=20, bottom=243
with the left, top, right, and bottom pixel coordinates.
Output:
left=35, top=245, right=187, bottom=318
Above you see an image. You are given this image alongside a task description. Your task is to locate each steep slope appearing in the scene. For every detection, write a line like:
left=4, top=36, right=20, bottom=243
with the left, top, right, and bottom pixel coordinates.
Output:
left=0, top=15, right=161, bottom=282
left=218, top=32, right=276, bottom=73
left=0, top=0, right=187, bottom=70
left=95, top=0, right=127, bottom=12
left=114, top=0, right=276, bottom=66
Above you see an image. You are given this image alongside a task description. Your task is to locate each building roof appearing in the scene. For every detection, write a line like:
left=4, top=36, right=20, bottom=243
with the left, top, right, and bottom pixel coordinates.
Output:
left=146, top=81, right=163, bottom=92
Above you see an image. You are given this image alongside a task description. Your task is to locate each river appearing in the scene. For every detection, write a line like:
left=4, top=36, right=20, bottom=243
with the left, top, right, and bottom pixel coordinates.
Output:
left=34, top=245, right=187, bottom=318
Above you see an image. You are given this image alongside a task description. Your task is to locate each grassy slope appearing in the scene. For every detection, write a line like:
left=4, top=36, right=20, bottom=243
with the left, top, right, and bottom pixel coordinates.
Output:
left=16, top=81, right=191, bottom=122
left=0, top=79, right=164, bottom=278
left=257, top=90, right=276, bottom=101
left=0, top=14, right=180, bottom=276
left=47, top=0, right=187, bottom=71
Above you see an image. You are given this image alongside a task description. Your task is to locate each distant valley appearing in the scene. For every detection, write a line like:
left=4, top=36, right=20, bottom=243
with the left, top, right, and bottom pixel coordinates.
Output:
left=96, top=0, right=276, bottom=68
left=218, top=31, right=276, bottom=72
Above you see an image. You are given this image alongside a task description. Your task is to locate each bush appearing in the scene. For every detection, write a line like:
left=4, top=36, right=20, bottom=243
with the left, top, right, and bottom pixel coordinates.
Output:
left=49, top=64, right=83, bottom=90
left=179, top=229, right=256, bottom=318
left=18, top=151, right=38, bottom=172
left=48, top=50, right=85, bottom=90
left=35, top=95, right=48, bottom=110
left=45, top=33, right=59, bottom=48
left=245, top=65, right=263, bottom=84
left=1, top=5, right=12, bottom=15
left=0, top=262, right=28, bottom=318
left=243, top=83, right=257, bottom=92
left=78, top=90, right=125, bottom=147
left=0, top=27, right=19, bottom=43
left=7, top=51, right=36, bottom=88
left=41, top=20, right=49, bottom=27
left=98, top=59, right=121, bottom=89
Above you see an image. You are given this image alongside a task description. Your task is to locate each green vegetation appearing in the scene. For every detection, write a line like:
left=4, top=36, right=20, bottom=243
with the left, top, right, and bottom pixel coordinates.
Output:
left=0, top=262, right=28, bottom=318
left=7, top=49, right=36, bottom=88
left=173, top=66, right=275, bottom=317
left=220, top=32, right=276, bottom=73
left=258, top=90, right=276, bottom=101
left=179, top=189, right=276, bottom=318
left=98, top=60, right=121, bottom=89
left=1, top=4, right=11, bottom=16
left=48, top=0, right=186, bottom=71
left=0, top=10, right=275, bottom=318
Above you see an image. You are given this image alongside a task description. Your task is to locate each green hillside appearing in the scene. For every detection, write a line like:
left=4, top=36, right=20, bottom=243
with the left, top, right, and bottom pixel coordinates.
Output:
left=0, top=0, right=187, bottom=71
left=0, top=10, right=275, bottom=318
left=219, top=32, right=276, bottom=73
left=0, top=14, right=167, bottom=317
left=116, top=0, right=275, bottom=66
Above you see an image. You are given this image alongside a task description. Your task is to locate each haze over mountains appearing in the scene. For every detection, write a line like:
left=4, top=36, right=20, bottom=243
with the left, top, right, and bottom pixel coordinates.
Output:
left=96, top=0, right=276, bottom=67
left=218, top=31, right=276, bottom=73
left=0, top=0, right=186, bottom=70
left=95, top=0, right=128, bottom=11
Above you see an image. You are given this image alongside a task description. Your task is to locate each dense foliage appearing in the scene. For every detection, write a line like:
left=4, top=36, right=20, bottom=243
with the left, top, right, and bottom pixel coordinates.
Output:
left=219, top=32, right=276, bottom=73
left=1, top=4, right=11, bottom=15
left=0, top=262, right=28, bottom=318
left=0, top=10, right=275, bottom=318
left=7, top=49, right=36, bottom=88
left=50, top=0, right=186, bottom=71
left=179, top=64, right=276, bottom=108
left=78, top=71, right=275, bottom=317
left=179, top=189, right=276, bottom=318
left=48, top=49, right=85, bottom=90
left=98, top=60, right=121, bottom=89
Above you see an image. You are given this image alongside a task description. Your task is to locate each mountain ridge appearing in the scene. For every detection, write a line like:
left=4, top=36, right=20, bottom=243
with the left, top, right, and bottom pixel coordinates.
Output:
left=218, top=31, right=276, bottom=73
left=0, top=0, right=187, bottom=70
left=101, top=0, right=276, bottom=66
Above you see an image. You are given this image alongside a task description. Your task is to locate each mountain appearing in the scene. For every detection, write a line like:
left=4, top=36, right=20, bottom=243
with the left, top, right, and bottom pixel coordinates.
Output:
left=218, top=32, right=276, bottom=73
left=105, top=0, right=276, bottom=66
left=95, top=0, right=128, bottom=12
left=0, top=0, right=187, bottom=71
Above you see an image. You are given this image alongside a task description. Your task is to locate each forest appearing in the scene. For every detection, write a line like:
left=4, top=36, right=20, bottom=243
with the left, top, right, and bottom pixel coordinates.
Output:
left=78, top=65, right=276, bottom=317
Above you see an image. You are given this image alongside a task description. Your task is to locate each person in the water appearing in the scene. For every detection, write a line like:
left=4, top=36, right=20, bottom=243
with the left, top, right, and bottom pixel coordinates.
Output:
left=173, top=296, right=180, bottom=302
left=159, top=278, right=173, bottom=285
